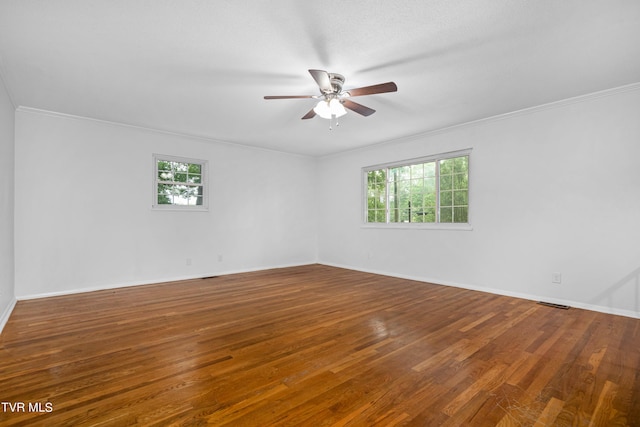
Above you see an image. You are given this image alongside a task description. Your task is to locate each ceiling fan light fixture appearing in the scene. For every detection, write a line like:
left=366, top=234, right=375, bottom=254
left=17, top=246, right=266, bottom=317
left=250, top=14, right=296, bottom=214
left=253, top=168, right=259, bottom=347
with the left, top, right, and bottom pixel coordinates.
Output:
left=313, top=98, right=347, bottom=119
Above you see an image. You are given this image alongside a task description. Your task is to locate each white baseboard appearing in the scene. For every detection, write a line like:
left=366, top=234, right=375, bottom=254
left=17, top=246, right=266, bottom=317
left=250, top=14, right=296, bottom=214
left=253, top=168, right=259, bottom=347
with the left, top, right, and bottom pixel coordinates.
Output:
left=319, top=262, right=640, bottom=320
left=0, top=297, right=17, bottom=334
left=13, top=261, right=638, bottom=320
left=16, top=262, right=316, bottom=301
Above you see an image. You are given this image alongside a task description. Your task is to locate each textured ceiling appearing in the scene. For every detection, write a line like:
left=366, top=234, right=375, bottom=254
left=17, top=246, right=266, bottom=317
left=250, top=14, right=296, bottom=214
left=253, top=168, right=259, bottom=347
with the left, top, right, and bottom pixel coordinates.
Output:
left=1, top=0, right=639, bottom=156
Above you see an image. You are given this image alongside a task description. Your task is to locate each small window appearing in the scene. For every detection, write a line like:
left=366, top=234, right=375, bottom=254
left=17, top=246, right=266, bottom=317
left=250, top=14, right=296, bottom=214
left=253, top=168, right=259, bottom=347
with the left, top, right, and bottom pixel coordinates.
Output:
left=364, top=150, right=470, bottom=226
left=153, top=155, right=208, bottom=210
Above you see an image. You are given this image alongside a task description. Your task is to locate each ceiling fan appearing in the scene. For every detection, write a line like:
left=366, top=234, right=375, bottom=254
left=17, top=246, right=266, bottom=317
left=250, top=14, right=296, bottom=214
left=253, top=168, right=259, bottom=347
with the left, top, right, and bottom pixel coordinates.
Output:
left=264, top=69, right=397, bottom=126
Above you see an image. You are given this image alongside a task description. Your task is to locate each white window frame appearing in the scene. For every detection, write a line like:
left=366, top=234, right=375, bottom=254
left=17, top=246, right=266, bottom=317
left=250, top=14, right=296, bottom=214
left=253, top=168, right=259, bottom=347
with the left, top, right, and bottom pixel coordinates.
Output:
left=362, top=148, right=472, bottom=230
left=152, top=154, right=209, bottom=211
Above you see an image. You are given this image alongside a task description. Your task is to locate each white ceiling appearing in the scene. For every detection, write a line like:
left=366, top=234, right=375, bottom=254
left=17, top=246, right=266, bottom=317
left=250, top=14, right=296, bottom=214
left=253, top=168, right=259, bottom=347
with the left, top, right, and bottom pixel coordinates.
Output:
left=1, top=1, right=639, bottom=157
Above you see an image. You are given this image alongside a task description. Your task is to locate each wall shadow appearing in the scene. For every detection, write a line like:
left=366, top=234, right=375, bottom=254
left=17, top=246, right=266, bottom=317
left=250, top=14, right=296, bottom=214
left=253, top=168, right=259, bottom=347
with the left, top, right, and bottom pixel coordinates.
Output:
left=589, top=266, right=640, bottom=315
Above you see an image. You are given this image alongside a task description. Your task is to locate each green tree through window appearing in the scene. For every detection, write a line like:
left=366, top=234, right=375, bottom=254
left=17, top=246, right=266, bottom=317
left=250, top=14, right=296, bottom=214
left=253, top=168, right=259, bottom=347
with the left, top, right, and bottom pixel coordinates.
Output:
left=367, top=169, right=387, bottom=222
left=365, top=153, right=469, bottom=224
left=154, top=155, right=207, bottom=209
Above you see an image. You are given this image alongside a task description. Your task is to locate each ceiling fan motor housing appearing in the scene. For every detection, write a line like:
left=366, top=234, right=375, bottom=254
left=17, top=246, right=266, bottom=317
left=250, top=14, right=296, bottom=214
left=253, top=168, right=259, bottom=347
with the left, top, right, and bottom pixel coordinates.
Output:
left=326, top=73, right=345, bottom=94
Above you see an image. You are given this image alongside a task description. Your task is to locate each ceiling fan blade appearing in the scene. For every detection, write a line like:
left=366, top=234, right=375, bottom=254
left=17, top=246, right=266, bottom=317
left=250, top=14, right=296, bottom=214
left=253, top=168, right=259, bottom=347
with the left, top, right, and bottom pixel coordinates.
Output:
left=342, top=99, right=376, bottom=116
left=301, top=109, right=316, bottom=120
left=345, top=82, right=397, bottom=97
left=264, top=95, right=315, bottom=99
left=308, top=69, right=332, bottom=93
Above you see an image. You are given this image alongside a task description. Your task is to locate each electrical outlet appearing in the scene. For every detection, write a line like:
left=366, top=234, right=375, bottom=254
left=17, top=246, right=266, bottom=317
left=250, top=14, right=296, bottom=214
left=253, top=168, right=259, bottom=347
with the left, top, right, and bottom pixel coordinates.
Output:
left=552, top=272, right=562, bottom=284
left=186, top=258, right=192, bottom=266
left=218, top=254, right=223, bottom=262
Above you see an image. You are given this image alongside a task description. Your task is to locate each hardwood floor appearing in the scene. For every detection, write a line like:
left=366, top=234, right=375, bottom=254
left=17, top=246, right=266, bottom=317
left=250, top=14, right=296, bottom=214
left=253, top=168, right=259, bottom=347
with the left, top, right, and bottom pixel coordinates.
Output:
left=1, top=264, right=639, bottom=426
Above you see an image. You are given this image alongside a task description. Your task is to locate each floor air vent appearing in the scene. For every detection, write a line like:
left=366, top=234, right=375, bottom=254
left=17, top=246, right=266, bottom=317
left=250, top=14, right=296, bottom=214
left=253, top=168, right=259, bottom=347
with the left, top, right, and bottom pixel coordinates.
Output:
left=201, top=276, right=219, bottom=280
left=538, top=301, right=570, bottom=310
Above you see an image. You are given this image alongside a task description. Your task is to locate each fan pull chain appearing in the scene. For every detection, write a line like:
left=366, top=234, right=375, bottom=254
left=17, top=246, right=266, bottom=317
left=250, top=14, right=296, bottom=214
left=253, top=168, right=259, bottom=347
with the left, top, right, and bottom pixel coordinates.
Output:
left=329, top=114, right=340, bottom=131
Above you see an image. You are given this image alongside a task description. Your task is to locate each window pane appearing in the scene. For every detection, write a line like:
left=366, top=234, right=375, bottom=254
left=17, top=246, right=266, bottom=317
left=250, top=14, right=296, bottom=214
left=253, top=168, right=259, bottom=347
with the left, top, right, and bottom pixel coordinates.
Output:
left=189, top=163, right=201, bottom=174
left=454, top=156, right=468, bottom=173
left=440, top=190, right=453, bottom=206
left=410, top=164, right=423, bottom=179
left=390, top=166, right=410, bottom=181
left=423, top=177, right=436, bottom=207
left=158, top=183, right=172, bottom=196
left=367, top=195, right=376, bottom=210
left=411, top=178, right=423, bottom=192
left=174, top=172, right=188, bottom=183
left=158, top=171, right=173, bottom=181
left=454, top=173, right=468, bottom=189
left=440, top=207, right=453, bottom=222
left=367, top=171, right=374, bottom=185
left=424, top=177, right=436, bottom=193
left=440, top=158, right=454, bottom=175
left=453, top=190, right=468, bottom=205
left=390, top=208, right=399, bottom=222
left=411, top=211, right=424, bottom=223
left=387, top=169, right=395, bottom=183
left=440, top=175, right=453, bottom=190
left=188, top=174, right=202, bottom=184
left=396, top=180, right=410, bottom=209
left=424, top=162, right=436, bottom=178
left=172, top=185, right=187, bottom=205
left=157, top=193, right=172, bottom=204
left=422, top=207, right=436, bottom=223
left=158, top=161, right=171, bottom=171
left=171, top=184, right=195, bottom=205
left=366, top=169, right=387, bottom=222
left=368, top=209, right=386, bottom=223
left=453, top=206, right=468, bottom=223
left=174, top=162, right=188, bottom=172
left=411, top=191, right=423, bottom=209
left=185, top=194, right=203, bottom=206
left=424, top=192, right=436, bottom=207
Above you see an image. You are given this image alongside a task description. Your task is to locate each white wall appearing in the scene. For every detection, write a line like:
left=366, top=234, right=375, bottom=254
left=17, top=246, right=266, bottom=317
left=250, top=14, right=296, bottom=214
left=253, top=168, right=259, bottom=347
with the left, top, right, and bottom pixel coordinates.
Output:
left=10, top=86, right=640, bottom=319
left=14, top=109, right=317, bottom=298
left=317, top=86, right=640, bottom=318
left=0, top=73, right=16, bottom=330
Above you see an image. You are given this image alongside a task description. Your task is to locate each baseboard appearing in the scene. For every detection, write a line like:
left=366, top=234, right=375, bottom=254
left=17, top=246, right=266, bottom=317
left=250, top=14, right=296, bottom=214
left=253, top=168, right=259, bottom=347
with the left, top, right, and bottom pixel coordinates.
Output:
left=16, top=262, right=316, bottom=301
left=14, top=261, right=638, bottom=320
left=318, top=262, right=640, bottom=320
left=0, top=297, right=17, bottom=334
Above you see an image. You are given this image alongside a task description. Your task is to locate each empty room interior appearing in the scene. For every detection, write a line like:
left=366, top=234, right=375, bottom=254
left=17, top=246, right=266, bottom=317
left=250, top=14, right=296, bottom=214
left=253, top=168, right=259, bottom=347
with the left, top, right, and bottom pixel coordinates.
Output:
left=1, top=1, right=640, bottom=426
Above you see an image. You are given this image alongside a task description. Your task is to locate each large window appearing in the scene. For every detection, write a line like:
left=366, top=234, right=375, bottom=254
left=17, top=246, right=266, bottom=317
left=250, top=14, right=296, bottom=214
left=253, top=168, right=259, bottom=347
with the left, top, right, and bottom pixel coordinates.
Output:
left=153, top=155, right=208, bottom=210
left=364, top=150, right=470, bottom=225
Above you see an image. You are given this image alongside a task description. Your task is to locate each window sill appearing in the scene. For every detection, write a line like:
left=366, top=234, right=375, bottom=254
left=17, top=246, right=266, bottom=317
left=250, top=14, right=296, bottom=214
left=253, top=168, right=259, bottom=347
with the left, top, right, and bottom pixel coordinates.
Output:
left=361, top=223, right=473, bottom=231
left=151, top=205, right=209, bottom=212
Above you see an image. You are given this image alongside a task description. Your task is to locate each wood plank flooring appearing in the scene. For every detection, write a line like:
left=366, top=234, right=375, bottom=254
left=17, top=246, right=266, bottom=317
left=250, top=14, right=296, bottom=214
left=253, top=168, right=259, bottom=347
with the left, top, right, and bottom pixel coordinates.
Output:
left=1, top=264, right=639, bottom=426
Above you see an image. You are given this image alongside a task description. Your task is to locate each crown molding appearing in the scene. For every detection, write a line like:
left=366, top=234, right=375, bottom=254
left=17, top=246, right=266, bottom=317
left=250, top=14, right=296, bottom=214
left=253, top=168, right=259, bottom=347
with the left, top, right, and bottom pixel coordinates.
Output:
left=13, top=80, right=640, bottom=160
left=321, top=81, right=640, bottom=159
left=15, top=106, right=314, bottom=159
